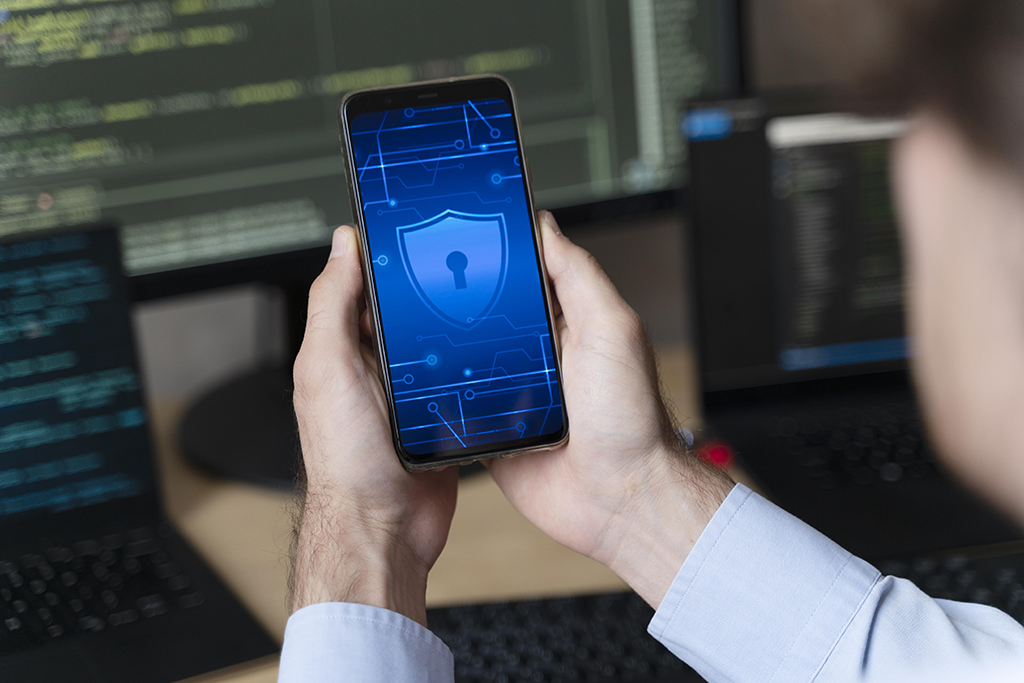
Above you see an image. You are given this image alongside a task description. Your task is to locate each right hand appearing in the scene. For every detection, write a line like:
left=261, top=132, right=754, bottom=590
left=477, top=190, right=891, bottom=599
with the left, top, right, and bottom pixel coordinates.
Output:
left=487, top=212, right=734, bottom=608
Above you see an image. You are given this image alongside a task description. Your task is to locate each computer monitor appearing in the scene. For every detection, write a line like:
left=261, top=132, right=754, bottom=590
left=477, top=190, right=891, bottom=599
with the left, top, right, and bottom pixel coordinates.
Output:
left=685, top=97, right=908, bottom=394
left=1, top=1, right=744, bottom=485
left=0, top=0, right=744, bottom=302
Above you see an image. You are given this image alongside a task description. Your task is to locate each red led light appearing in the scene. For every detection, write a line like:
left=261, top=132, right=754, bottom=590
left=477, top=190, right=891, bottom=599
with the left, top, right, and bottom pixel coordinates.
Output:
left=697, top=441, right=734, bottom=469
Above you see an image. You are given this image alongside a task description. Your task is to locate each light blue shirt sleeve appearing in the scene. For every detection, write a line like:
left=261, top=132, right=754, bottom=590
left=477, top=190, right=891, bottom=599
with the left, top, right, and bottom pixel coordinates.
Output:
left=278, top=602, right=453, bottom=683
left=650, top=483, right=1024, bottom=682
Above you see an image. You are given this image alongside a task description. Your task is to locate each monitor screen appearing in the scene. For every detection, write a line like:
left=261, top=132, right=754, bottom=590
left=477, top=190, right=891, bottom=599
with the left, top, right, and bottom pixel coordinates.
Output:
left=686, top=101, right=908, bottom=392
left=0, top=227, right=155, bottom=525
left=0, top=0, right=739, bottom=281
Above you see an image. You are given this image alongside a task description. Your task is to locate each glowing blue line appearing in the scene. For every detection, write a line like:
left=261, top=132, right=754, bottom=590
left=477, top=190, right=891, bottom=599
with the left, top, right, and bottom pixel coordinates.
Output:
left=351, top=113, right=511, bottom=136
left=393, top=368, right=549, bottom=396
left=458, top=392, right=466, bottom=436
left=397, top=99, right=502, bottom=116
left=366, top=189, right=512, bottom=209
left=469, top=315, right=547, bottom=330
left=395, top=372, right=554, bottom=403
left=395, top=392, right=449, bottom=404
left=377, top=206, right=424, bottom=220
left=468, top=100, right=497, bottom=133
left=375, top=110, right=390, bottom=201
left=472, top=380, right=554, bottom=398
left=411, top=190, right=512, bottom=205
left=376, top=147, right=461, bottom=174
left=392, top=141, right=458, bottom=154
left=418, top=332, right=538, bottom=348
left=392, top=162, right=458, bottom=189
left=539, top=334, right=554, bottom=434
left=356, top=144, right=516, bottom=175
left=435, top=410, right=467, bottom=448
left=355, top=145, right=515, bottom=175
left=401, top=404, right=563, bottom=433
left=389, top=359, right=430, bottom=368
left=358, top=152, right=377, bottom=181
left=430, top=149, right=442, bottom=187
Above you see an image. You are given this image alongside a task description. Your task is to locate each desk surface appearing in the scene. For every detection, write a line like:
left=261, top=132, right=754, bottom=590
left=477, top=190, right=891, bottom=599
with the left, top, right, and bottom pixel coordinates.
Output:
left=160, top=344, right=741, bottom=682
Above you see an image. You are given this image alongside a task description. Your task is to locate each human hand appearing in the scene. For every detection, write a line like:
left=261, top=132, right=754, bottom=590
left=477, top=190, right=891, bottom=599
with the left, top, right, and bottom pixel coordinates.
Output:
left=290, top=226, right=458, bottom=626
left=487, top=212, right=734, bottom=608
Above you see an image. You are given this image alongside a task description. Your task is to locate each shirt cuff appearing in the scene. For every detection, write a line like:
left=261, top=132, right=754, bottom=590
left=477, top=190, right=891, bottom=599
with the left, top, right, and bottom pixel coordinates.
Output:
left=649, top=484, right=882, bottom=683
left=279, top=602, right=454, bottom=683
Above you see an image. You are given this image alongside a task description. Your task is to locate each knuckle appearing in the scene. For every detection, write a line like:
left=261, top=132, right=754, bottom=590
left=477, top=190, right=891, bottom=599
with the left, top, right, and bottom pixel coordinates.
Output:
left=304, top=307, right=334, bottom=334
left=617, top=307, right=647, bottom=344
left=578, top=248, right=602, bottom=274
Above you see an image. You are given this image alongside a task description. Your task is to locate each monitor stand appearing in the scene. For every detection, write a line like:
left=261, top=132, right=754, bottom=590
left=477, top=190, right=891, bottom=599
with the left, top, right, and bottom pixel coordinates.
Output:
left=177, top=281, right=484, bottom=489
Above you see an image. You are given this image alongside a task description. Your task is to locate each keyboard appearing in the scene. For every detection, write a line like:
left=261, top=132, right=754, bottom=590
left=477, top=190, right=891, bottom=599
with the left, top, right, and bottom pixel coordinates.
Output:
left=0, top=527, right=205, bottom=652
left=773, top=403, right=937, bottom=490
left=428, top=592, right=704, bottom=682
left=429, top=550, right=1024, bottom=683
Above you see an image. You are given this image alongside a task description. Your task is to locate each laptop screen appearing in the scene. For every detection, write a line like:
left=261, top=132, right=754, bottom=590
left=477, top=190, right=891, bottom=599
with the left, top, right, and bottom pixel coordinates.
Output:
left=0, top=227, right=155, bottom=526
left=685, top=100, right=909, bottom=392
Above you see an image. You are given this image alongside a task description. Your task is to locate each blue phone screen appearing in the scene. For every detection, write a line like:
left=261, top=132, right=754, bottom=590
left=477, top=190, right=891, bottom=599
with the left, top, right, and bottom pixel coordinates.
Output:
left=350, top=97, right=565, bottom=457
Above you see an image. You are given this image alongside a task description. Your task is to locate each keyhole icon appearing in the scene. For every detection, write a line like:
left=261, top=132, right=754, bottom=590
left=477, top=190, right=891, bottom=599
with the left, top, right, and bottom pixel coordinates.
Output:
left=447, top=250, right=468, bottom=289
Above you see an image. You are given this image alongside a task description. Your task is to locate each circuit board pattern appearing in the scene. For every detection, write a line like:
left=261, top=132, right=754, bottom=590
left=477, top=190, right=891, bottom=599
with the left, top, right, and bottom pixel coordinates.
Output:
left=351, top=98, right=564, bottom=455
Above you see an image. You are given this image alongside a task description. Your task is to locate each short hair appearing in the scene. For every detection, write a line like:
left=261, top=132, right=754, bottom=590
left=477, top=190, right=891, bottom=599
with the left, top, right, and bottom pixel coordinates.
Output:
left=810, top=0, right=1024, bottom=173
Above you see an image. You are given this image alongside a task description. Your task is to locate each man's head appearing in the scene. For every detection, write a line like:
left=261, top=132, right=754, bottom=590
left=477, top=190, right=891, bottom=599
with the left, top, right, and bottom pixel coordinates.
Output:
left=805, top=0, right=1024, bottom=519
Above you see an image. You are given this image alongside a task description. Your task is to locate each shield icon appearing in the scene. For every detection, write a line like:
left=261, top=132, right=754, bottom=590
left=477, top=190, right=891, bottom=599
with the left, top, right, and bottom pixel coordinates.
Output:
left=397, top=209, right=508, bottom=329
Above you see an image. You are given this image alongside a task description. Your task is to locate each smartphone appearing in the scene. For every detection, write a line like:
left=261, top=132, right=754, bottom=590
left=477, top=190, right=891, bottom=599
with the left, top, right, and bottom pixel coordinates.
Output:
left=338, top=75, right=569, bottom=471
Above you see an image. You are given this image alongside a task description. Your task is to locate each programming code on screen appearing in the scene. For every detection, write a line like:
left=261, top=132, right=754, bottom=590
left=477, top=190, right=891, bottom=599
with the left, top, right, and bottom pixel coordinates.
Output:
left=769, top=116, right=908, bottom=371
left=0, top=0, right=727, bottom=275
left=351, top=99, right=563, bottom=455
left=0, top=230, right=152, bottom=519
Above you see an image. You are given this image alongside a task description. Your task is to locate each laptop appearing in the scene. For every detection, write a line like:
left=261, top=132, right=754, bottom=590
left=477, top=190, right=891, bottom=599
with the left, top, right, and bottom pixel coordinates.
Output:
left=0, top=225, right=277, bottom=681
left=683, top=97, right=1023, bottom=561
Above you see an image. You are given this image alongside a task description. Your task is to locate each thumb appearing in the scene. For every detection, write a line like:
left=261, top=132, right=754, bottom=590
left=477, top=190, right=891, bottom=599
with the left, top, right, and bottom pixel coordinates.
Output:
left=298, top=226, right=365, bottom=371
left=538, top=211, right=632, bottom=334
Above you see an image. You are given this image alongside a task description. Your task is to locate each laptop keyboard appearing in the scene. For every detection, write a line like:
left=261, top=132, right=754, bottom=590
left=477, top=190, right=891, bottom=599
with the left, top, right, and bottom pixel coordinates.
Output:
left=429, top=550, right=1024, bottom=683
left=773, top=404, right=938, bottom=490
left=0, top=527, right=204, bottom=652
left=428, top=592, right=702, bottom=682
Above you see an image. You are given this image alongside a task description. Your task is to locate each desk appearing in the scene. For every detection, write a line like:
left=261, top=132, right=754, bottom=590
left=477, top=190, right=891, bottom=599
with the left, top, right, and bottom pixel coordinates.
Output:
left=159, top=343, right=738, bottom=682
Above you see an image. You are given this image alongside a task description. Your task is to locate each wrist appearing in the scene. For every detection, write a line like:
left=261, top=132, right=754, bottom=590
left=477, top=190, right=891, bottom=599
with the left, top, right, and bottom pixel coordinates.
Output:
left=600, top=440, right=734, bottom=609
left=290, top=493, right=431, bottom=626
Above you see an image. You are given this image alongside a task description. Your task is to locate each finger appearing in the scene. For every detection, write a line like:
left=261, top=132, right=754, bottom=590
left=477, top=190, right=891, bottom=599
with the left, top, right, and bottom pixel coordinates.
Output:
left=538, top=211, right=631, bottom=332
left=299, top=226, right=364, bottom=365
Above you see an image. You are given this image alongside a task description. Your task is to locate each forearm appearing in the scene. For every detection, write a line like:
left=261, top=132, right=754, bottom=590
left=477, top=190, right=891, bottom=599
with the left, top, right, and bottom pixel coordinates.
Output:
left=647, top=485, right=1024, bottom=683
left=290, top=489, right=431, bottom=626
left=598, top=442, right=735, bottom=609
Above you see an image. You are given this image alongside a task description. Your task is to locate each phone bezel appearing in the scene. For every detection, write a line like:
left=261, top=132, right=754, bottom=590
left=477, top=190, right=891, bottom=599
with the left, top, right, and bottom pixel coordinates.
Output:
left=338, top=75, right=569, bottom=471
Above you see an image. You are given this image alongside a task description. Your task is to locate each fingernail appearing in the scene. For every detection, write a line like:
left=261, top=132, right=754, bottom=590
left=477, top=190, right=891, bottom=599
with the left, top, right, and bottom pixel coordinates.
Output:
left=329, top=227, right=349, bottom=259
left=541, top=211, right=563, bottom=236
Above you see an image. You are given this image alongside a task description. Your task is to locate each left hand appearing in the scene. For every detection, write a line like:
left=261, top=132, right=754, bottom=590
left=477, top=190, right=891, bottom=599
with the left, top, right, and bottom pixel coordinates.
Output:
left=486, top=212, right=733, bottom=608
left=290, top=225, right=458, bottom=627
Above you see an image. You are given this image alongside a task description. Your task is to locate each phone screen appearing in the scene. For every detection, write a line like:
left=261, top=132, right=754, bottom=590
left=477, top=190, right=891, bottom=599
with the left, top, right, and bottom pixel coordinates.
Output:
left=345, top=83, right=566, bottom=462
